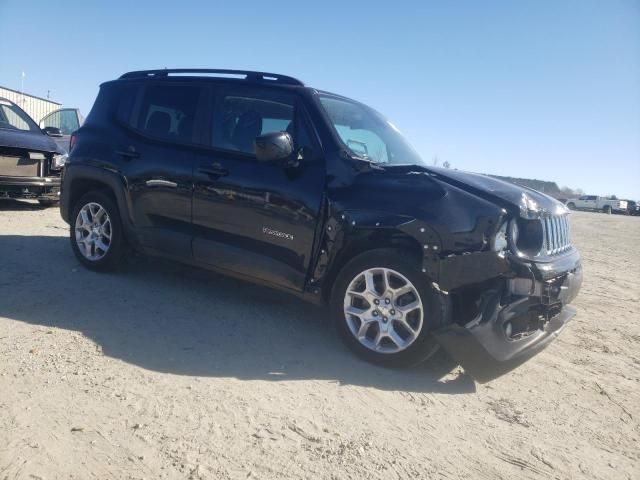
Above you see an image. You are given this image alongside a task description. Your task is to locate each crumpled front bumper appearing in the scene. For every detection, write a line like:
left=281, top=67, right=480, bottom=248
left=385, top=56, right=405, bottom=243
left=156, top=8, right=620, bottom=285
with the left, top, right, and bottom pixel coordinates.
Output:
left=0, top=175, right=61, bottom=200
left=433, top=249, right=583, bottom=383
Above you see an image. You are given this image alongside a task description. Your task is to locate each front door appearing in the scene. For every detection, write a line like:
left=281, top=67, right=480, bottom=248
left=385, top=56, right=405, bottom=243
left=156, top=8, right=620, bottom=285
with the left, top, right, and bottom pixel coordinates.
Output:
left=192, top=86, right=325, bottom=291
left=39, top=108, right=83, bottom=152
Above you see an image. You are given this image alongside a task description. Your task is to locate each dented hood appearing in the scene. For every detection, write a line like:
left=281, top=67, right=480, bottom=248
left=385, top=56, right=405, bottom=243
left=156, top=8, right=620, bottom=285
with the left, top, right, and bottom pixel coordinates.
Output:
left=423, top=166, right=568, bottom=218
left=0, top=128, right=59, bottom=154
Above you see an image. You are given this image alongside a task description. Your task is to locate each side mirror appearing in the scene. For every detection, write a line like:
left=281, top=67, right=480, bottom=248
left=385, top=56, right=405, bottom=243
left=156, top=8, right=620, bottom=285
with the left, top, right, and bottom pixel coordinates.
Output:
left=255, top=131, right=293, bottom=163
left=43, top=126, right=63, bottom=137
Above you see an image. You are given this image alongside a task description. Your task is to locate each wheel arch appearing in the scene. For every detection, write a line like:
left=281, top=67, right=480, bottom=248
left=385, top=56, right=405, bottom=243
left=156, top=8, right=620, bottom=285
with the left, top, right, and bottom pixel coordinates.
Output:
left=317, top=212, right=430, bottom=303
left=62, top=164, right=136, bottom=244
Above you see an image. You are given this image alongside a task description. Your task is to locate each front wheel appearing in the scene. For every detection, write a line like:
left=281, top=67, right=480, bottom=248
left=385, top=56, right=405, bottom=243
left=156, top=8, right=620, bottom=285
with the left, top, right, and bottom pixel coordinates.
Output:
left=602, top=205, right=612, bottom=214
left=330, top=249, right=450, bottom=368
left=70, top=191, right=125, bottom=271
left=566, top=202, right=576, bottom=210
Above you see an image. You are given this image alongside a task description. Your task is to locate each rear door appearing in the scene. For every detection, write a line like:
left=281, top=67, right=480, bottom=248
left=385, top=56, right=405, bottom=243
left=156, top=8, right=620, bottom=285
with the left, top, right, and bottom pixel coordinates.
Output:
left=191, top=85, right=325, bottom=290
left=118, top=82, right=204, bottom=256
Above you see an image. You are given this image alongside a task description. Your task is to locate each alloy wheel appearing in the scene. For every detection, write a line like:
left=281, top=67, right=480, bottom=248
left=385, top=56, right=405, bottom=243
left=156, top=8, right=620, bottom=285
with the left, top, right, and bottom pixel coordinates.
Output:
left=343, top=268, right=424, bottom=353
left=74, top=202, right=112, bottom=261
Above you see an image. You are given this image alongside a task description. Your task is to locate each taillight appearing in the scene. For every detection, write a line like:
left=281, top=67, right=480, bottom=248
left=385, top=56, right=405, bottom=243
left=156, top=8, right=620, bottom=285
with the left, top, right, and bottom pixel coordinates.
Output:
left=69, top=132, right=77, bottom=152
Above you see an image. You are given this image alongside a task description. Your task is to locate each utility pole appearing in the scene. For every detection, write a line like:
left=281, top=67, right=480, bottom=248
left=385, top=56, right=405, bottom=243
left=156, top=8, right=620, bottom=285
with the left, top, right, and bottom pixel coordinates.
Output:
left=20, top=72, right=25, bottom=104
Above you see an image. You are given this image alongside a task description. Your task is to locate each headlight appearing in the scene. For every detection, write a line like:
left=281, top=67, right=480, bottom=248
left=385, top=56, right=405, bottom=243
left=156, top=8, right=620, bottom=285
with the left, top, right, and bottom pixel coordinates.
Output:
left=512, top=218, right=544, bottom=257
left=492, top=221, right=509, bottom=252
left=52, top=153, right=68, bottom=169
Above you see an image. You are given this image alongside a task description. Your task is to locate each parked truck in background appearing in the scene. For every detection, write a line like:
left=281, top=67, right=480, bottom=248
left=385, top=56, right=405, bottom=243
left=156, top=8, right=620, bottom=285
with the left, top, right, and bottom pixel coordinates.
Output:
left=565, top=195, right=628, bottom=214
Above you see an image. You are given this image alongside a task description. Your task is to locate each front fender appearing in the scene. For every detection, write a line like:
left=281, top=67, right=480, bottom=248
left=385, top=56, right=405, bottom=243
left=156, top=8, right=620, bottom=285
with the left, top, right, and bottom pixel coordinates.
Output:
left=307, top=201, right=510, bottom=297
left=307, top=206, right=452, bottom=296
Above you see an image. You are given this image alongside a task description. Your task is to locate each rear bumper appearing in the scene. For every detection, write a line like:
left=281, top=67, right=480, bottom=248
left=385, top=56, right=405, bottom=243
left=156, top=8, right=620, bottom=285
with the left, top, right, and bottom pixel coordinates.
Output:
left=434, top=249, right=582, bottom=382
left=0, top=175, right=61, bottom=200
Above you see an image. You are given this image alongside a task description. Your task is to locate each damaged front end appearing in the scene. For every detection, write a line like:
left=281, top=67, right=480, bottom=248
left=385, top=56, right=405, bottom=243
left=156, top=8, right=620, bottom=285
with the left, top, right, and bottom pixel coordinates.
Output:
left=434, top=250, right=582, bottom=382
left=0, top=147, right=62, bottom=201
left=417, top=176, right=583, bottom=382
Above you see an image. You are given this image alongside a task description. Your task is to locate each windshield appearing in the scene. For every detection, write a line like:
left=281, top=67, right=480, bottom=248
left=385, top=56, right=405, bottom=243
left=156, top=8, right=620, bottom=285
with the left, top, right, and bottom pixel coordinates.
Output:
left=0, top=99, right=40, bottom=132
left=318, top=94, right=424, bottom=166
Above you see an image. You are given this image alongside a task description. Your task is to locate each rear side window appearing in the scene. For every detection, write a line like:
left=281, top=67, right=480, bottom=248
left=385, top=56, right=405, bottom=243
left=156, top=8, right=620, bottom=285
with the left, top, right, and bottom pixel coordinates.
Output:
left=137, top=85, right=201, bottom=142
left=212, top=90, right=294, bottom=155
left=115, top=85, right=139, bottom=125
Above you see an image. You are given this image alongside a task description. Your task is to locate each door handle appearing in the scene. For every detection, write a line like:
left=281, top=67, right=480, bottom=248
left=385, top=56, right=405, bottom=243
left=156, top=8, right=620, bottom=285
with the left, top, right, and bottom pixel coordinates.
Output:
left=145, top=179, right=178, bottom=188
left=116, top=146, right=140, bottom=159
left=198, top=162, right=229, bottom=178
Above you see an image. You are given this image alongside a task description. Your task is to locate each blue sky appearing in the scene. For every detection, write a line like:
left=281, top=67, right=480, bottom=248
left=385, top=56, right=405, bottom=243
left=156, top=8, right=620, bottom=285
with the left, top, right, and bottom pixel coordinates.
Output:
left=1, top=0, right=638, bottom=199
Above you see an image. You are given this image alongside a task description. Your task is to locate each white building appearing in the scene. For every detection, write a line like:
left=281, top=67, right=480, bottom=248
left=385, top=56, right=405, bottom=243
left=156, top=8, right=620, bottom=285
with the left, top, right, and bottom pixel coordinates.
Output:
left=0, top=85, right=62, bottom=123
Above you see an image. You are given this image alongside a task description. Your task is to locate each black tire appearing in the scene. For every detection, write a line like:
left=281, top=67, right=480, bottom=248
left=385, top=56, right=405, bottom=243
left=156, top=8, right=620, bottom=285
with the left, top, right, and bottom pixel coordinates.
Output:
left=566, top=202, right=576, bottom=210
left=602, top=205, right=612, bottom=214
left=70, top=190, right=125, bottom=271
left=38, top=199, right=58, bottom=207
left=330, top=248, right=450, bottom=368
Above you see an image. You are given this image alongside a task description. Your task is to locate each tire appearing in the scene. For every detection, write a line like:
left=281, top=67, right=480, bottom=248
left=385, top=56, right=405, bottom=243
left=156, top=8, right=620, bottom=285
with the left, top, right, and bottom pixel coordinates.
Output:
left=38, top=199, right=58, bottom=207
left=70, top=191, right=125, bottom=271
left=566, top=202, right=576, bottom=210
left=330, top=248, right=450, bottom=368
left=602, top=205, right=612, bottom=215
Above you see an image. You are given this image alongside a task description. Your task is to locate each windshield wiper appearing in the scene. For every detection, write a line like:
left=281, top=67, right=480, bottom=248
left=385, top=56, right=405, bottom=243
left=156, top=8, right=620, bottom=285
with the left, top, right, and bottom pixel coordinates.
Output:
left=342, top=150, right=387, bottom=172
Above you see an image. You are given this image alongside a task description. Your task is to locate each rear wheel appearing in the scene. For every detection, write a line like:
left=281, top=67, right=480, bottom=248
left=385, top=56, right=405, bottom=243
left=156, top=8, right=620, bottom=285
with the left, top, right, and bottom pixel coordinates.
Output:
left=70, top=191, right=124, bottom=271
left=330, top=249, right=449, bottom=367
left=38, top=199, right=58, bottom=207
left=566, top=202, right=576, bottom=210
left=602, top=205, right=612, bottom=214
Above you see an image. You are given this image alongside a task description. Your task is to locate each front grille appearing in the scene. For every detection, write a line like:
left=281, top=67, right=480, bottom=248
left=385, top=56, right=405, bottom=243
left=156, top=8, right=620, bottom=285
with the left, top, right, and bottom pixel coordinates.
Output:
left=0, top=155, right=39, bottom=177
left=542, top=214, right=571, bottom=255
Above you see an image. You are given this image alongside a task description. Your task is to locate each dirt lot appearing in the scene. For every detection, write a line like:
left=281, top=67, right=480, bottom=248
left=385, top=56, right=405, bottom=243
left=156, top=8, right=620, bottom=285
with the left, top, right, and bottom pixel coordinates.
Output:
left=0, top=202, right=638, bottom=480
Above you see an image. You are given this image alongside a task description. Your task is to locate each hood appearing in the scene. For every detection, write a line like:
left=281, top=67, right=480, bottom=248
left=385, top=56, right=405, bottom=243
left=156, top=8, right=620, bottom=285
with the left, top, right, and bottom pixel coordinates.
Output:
left=420, top=166, right=568, bottom=218
left=0, top=128, right=60, bottom=154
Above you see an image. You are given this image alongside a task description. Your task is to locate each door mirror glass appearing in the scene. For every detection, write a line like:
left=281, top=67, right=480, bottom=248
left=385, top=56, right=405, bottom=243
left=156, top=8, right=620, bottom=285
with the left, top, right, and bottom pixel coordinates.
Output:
left=255, top=131, right=293, bottom=163
left=43, top=126, right=63, bottom=137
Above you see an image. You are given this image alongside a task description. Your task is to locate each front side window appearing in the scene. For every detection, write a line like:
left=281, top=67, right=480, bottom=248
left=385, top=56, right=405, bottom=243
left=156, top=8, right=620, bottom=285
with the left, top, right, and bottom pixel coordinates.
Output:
left=212, top=91, right=294, bottom=155
left=318, top=95, right=423, bottom=166
left=0, top=99, right=39, bottom=132
left=137, top=85, right=201, bottom=142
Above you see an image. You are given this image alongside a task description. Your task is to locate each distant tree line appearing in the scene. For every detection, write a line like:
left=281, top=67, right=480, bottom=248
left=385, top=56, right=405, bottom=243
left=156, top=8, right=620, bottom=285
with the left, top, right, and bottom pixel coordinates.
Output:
left=430, top=157, right=586, bottom=199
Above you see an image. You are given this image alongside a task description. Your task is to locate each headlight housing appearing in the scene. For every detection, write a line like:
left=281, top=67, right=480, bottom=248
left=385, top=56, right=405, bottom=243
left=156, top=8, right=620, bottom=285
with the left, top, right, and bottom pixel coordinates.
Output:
left=491, top=218, right=544, bottom=256
left=512, top=218, right=545, bottom=257
left=52, top=153, right=68, bottom=169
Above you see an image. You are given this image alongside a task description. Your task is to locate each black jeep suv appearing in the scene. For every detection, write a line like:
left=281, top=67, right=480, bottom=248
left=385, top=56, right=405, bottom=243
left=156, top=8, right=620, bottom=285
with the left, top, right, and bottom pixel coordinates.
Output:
left=59, top=69, right=582, bottom=381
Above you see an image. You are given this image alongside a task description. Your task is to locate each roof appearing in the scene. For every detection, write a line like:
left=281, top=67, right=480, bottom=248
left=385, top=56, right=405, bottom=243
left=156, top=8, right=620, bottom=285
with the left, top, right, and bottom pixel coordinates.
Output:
left=0, top=85, right=61, bottom=105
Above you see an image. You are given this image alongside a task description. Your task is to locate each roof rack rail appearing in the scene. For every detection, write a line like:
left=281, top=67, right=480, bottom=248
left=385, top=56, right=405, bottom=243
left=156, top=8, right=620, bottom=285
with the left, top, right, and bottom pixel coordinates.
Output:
left=119, top=69, right=304, bottom=86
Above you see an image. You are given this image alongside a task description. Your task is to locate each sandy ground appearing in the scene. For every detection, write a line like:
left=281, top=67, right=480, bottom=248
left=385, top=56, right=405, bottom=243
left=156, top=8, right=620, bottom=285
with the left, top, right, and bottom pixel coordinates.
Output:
left=0, top=201, right=638, bottom=480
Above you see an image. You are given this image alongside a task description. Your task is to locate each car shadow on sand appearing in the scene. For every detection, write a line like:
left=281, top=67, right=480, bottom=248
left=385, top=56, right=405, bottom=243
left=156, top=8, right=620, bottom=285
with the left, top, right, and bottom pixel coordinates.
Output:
left=0, top=233, right=476, bottom=394
left=0, top=198, right=52, bottom=211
